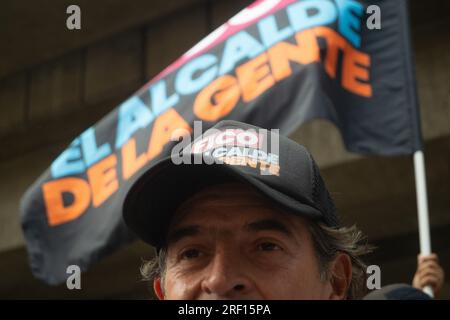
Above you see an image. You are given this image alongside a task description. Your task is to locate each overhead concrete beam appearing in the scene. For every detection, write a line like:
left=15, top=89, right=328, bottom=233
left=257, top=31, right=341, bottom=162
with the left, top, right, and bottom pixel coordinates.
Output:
left=0, top=0, right=204, bottom=79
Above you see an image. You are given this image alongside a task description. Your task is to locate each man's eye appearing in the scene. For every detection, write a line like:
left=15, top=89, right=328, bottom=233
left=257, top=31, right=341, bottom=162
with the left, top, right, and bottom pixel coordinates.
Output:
left=181, top=248, right=202, bottom=260
left=257, top=242, right=282, bottom=251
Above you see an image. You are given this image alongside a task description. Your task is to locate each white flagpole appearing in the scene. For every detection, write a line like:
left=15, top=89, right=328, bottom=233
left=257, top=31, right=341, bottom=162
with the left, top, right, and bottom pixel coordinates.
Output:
left=413, top=150, right=433, bottom=297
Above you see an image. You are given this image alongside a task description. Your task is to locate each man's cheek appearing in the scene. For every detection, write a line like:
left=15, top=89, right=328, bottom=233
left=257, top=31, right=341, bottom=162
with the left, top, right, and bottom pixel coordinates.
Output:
left=269, top=263, right=323, bottom=299
left=296, top=269, right=331, bottom=299
left=164, top=271, right=199, bottom=299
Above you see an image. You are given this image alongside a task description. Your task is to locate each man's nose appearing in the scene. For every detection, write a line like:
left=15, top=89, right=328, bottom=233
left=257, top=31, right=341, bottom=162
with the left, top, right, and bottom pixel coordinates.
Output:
left=200, top=248, right=252, bottom=298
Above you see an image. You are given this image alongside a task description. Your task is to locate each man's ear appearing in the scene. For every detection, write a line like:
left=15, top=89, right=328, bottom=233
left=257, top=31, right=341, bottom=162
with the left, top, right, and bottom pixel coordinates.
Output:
left=328, top=253, right=352, bottom=300
left=153, top=277, right=165, bottom=300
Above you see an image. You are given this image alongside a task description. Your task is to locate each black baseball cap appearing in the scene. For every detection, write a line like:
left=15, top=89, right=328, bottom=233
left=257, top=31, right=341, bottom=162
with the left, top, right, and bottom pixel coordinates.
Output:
left=123, top=120, right=339, bottom=248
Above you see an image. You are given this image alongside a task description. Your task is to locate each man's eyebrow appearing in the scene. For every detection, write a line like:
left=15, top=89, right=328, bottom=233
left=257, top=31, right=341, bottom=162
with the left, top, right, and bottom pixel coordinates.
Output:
left=245, top=219, right=294, bottom=238
left=166, top=225, right=201, bottom=245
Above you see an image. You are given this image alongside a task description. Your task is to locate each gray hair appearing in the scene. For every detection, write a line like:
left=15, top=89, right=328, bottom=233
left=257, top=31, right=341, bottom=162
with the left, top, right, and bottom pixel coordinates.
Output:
left=307, top=221, right=374, bottom=299
left=141, top=220, right=373, bottom=299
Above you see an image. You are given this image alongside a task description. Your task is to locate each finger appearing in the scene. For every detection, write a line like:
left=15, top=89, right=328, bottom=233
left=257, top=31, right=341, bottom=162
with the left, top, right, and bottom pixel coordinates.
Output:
left=420, top=272, right=443, bottom=284
left=419, top=275, right=440, bottom=289
left=416, top=273, right=444, bottom=285
left=418, top=253, right=439, bottom=263
left=418, top=269, right=443, bottom=281
left=417, top=261, right=442, bottom=273
left=417, top=265, right=444, bottom=278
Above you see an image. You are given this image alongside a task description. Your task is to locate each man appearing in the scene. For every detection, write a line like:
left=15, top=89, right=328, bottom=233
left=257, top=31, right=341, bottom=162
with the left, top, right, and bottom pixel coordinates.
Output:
left=123, top=120, right=443, bottom=299
left=123, top=120, right=372, bottom=299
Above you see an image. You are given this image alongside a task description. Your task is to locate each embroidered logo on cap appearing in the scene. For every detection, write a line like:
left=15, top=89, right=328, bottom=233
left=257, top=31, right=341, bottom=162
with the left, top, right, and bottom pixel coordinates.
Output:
left=171, top=122, right=280, bottom=176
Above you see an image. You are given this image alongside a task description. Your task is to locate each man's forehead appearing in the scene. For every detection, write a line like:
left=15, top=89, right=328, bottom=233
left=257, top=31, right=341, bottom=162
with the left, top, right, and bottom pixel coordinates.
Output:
left=167, top=183, right=309, bottom=238
left=170, top=182, right=282, bottom=226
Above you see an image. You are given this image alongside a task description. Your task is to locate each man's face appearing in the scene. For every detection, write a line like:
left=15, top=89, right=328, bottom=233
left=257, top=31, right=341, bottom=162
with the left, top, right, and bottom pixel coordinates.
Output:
left=154, top=183, right=350, bottom=300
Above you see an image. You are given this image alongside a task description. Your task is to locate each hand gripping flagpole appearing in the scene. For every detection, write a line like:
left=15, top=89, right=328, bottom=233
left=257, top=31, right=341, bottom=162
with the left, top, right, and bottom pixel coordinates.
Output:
left=413, top=150, right=434, bottom=297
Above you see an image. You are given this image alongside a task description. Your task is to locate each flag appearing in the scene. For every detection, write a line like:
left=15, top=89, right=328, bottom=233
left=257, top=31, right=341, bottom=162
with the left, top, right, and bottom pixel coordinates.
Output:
left=21, top=0, right=422, bottom=285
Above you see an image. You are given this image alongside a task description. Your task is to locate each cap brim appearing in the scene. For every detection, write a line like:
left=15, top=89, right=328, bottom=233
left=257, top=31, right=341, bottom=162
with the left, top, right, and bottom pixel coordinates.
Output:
left=123, top=155, right=323, bottom=248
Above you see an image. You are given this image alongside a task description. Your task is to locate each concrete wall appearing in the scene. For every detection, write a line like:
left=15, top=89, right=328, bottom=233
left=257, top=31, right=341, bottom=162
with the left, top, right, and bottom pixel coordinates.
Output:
left=0, top=0, right=449, bottom=298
